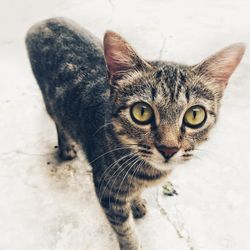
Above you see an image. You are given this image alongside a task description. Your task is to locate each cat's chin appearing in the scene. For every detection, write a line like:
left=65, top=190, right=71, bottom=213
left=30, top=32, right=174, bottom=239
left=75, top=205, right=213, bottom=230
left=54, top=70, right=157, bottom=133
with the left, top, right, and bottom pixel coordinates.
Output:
left=147, top=157, right=181, bottom=172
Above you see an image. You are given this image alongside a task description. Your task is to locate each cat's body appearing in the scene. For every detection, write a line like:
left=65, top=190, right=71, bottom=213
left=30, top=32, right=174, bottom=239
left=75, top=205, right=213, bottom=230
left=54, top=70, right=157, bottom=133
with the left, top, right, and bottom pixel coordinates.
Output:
left=26, top=17, right=245, bottom=250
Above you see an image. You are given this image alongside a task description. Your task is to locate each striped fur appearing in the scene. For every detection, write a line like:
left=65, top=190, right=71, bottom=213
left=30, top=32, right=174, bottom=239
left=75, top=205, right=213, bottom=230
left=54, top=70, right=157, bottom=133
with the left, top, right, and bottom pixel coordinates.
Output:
left=26, top=18, right=245, bottom=250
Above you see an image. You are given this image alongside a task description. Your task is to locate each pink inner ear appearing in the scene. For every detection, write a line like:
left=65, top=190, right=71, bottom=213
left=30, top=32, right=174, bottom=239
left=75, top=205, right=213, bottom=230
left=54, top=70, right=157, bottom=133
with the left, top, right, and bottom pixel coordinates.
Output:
left=103, top=31, right=137, bottom=77
left=105, top=45, right=132, bottom=75
left=199, top=43, right=246, bottom=88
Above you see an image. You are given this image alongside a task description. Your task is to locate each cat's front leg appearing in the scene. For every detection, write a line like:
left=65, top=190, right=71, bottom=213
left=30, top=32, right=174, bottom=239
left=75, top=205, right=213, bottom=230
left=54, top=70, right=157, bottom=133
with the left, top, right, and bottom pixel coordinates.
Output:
left=131, top=196, right=147, bottom=219
left=100, top=197, right=140, bottom=250
left=56, top=125, right=77, bottom=161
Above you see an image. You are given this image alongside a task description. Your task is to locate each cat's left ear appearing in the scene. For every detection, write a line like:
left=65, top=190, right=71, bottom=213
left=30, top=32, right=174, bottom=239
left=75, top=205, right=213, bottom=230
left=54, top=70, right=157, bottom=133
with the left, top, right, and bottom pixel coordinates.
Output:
left=103, top=31, right=151, bottom=81
left=193, top=43, right=246, bottom=90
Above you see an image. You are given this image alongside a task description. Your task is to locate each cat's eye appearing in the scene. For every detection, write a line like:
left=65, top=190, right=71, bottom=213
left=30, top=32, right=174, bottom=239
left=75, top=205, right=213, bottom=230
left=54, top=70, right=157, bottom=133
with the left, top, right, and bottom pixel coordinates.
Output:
left=130, top=102, right=154, bottom=125
left=183, top=105, right=206, bottom=128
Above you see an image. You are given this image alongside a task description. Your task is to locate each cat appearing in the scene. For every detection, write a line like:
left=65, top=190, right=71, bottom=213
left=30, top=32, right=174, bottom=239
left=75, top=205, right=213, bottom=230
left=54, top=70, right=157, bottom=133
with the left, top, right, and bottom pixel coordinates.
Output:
left=25, top=17, right=245, bottom=250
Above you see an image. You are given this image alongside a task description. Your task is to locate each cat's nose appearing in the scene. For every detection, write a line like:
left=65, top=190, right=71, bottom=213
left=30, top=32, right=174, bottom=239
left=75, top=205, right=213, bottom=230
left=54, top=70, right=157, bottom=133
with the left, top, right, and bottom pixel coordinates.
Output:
left=156, top=145, right=179, bottom=161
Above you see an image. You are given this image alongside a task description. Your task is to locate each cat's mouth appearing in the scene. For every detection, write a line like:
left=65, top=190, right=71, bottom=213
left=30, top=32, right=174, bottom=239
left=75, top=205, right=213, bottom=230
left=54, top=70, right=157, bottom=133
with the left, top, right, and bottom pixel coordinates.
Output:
left=136, top=143, right=194, bottom=169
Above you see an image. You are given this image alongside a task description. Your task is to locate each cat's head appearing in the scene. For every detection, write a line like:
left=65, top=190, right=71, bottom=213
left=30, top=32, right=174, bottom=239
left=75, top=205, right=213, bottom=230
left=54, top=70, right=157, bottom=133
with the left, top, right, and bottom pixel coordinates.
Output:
left=103, top=31, right=245, bottom=171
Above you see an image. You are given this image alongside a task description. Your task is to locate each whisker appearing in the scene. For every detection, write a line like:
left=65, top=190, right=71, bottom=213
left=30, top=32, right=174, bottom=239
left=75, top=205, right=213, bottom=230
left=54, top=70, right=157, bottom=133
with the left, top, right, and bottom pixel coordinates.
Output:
left=107, top=156, right=140, bottom=211
left=113, top=160, right=142, bottom=208
left=114, top=157, right=141, bottom=205
left=89, top=146, right=136, bottom=164
left=98, top=152, right=135, bottom=191
left=98, top=152, right=135, bottom=192
left=192, top=154, right=202, bottom=161
left=99, top=154, right=138, bottom=202
left=193, top=148, right=217, bottom=160
left=93, top=122, right=113, bottom=135
left=193, top=148, right=215, bottom=155
left=127, top=159, right=145, bottom=199
left=107, top=156, right=139, bottom=201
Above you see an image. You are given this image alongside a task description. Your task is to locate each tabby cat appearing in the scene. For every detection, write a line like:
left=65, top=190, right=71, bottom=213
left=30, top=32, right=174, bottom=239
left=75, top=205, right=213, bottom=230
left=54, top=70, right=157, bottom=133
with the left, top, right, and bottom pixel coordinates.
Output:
left=26, top=17, right=245, bottom=250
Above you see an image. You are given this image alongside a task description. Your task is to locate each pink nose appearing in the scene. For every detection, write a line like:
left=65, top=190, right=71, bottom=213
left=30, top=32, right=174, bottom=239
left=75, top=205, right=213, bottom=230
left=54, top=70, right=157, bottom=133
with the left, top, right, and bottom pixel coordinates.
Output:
left=156, top=145, right=179, bottom=160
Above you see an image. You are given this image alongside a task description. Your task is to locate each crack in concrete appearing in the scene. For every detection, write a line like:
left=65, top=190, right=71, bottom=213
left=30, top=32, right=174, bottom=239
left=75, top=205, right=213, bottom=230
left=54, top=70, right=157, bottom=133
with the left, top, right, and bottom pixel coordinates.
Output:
left=107, top=0, right=115, bottom=25
left=156, top=188, right=195, bottom=250
left=158, top=37, right=167, bottom=60
left=0, top=149, right=54, bottom=157
left=108, top=0, right=115, bottom=9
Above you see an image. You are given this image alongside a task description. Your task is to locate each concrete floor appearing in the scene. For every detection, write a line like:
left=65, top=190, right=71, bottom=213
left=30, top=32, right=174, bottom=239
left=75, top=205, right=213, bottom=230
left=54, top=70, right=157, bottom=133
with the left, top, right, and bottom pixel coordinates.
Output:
left=1, top=0, right=250, bottom=249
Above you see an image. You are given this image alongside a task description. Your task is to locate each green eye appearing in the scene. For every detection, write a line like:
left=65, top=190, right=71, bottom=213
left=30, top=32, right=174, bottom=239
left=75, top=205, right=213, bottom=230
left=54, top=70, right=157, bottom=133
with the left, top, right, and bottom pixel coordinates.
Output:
left=130, top=102, right=154, bottom=125
left=184, top=105, right=206, bottom=128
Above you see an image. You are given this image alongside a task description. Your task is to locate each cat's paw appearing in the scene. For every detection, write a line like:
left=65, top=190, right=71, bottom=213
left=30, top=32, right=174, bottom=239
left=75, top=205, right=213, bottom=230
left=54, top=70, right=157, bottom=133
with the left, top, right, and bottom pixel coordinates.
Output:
left=58, top=145, right=77, bottom=161
left=131, top=198, right=147, bottom=219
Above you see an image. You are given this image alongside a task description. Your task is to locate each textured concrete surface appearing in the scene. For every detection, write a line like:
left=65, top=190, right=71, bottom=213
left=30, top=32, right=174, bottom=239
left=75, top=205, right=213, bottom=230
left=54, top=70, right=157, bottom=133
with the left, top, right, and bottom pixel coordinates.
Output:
left=0, top=0, right=250, bottom=249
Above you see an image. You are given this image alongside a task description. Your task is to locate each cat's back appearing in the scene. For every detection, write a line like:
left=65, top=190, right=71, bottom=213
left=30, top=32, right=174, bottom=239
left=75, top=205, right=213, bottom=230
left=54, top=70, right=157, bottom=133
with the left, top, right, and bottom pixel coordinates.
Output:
left=26, top=18, right=110, bottom=144
left=26, top=17, right=107, bottom=97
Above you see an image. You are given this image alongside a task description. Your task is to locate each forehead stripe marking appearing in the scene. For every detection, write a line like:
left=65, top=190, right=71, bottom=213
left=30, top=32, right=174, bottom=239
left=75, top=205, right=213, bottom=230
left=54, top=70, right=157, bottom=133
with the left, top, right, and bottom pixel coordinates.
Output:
left=151, top=87, right=157, bottom=101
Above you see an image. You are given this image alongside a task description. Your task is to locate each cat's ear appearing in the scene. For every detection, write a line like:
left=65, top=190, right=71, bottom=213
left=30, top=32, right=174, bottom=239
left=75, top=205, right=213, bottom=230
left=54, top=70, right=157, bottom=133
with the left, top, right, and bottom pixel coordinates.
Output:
left=103, top=31, right=151, bottom=80
left=193, top=43, right=246, bottom=90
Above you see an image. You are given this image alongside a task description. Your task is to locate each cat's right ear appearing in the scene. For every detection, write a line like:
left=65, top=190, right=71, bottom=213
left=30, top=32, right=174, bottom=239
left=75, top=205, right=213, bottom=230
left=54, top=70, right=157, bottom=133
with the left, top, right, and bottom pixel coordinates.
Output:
left=192, top=43, right=246, bottom=91
left=103, top=31, right=151, bottom=81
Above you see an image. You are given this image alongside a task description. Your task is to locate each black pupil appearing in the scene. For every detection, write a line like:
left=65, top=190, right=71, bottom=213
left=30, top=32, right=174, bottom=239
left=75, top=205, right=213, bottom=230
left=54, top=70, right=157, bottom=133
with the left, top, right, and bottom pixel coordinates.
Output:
left=140, top=106, right=145, bottom=116
left=193, top=110, right=197, bottom=119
